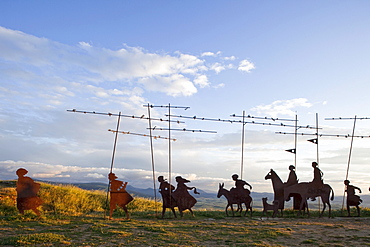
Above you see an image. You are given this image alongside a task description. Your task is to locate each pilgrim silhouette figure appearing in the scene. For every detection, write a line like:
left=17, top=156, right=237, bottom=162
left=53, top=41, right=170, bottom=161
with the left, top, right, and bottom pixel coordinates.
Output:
left=231, top=174, right=252, bottom=199
left=108, top=172, right=133, bottom=219
left=344, top=180, right=362, bottom=217
left=16, top=168, right=43, bottom=216
left=285, top=165, right=298, bottom=186
left=310, top=162, right=324, bottom=201
left=172, top=176, right=199, bottom=217
left=311, top=162, right=324, bottom=186
left=158, top=176, right=177, bottom=218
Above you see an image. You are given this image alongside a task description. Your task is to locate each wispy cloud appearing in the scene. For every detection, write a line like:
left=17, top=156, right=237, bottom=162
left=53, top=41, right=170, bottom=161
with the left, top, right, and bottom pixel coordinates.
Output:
left=0, top=27, right=251, bottom=100
left=251, top=98, right=313, bottom=117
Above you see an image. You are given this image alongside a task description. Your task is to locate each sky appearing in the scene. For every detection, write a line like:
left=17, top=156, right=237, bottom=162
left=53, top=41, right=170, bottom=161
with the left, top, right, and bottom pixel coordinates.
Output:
left=1, top=1, right=370, bottom=196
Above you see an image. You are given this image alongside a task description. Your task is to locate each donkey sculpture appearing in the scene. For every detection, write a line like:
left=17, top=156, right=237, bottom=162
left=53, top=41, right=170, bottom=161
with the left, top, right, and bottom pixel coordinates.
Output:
left=217, top=183, right=252, bottom=216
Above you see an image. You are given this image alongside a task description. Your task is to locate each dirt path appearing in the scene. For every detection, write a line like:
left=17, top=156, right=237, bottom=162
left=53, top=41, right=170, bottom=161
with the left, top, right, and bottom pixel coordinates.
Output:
left=260, top=217, right=370, bottom=246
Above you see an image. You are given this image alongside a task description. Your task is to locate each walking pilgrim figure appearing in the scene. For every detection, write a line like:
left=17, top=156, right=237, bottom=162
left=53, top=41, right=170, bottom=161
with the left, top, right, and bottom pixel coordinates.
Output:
left=158, top=176, right=177, bottom=218
left=344, top=180, right=362, bottom=217
left=108, top=172, right=133, bottom=220
left=171, top=176, right=199, bottom=217
left=15, top=168, right=43, bottom=216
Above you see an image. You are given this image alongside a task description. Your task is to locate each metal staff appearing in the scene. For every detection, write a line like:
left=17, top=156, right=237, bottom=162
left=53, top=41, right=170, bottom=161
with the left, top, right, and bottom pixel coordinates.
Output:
left=143, top=104, right=190, bottom=190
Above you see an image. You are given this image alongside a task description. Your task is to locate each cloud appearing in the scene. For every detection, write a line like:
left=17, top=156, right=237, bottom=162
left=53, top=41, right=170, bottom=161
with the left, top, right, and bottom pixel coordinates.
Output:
left=0, top=26, right=262, bottom=193
left=0, top=27, right=252, bottom=99
left=210, top=62, right=226, bottom=73
left=251, top=98, right=313, bottom=117
left=0, top=160, right=225, bottom=192
left=138, top=74, right=197, bottom=96
left=213, top=83, right=225, bottom=89
left=201, top=51, right=221, bottom=57
left=193, top=75, right=209, bottom=88
left=223, top=56, right=236, bottom=61
left=238, top=59, right=255, bottom=72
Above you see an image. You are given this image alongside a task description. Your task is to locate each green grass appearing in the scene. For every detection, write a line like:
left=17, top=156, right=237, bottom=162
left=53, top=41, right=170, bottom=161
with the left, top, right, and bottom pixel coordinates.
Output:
left=0, top=180, right=161, bottom=217
left=2, top=213, right=368, bottom=246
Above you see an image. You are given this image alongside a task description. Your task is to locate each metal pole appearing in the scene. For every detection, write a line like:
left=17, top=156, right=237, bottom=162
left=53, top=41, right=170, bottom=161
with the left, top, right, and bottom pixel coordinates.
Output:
left=147, top=104, right=158, bottom=217
left=168, top=104, right=172, bottom=185
left=294, top=114, right=298, bottom=169
left=342, top=115, right=357, bottom=214
left=316, top=113, right=321, bottom=212
left=109, top=112, right=122, bottom=173
left=316, top=113, right=319, bottom=163
left=240, top=110, right=245, bottom=179
left=105, top=112, right=121, bottom=218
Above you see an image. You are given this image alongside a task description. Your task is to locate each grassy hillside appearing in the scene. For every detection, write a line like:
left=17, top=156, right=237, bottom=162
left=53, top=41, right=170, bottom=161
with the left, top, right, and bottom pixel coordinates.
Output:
left=0, top=180, right=161, bottom=217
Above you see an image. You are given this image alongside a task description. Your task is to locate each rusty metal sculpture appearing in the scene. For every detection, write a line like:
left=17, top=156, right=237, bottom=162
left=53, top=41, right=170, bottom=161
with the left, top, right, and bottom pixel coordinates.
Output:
left=15, top=168, right=43, bottom=216
left=265, top=167, right=304, bottom=215
left=158, top=176, right=177, bottom=218
left=261, top=197, right=279, bottom=218
left=344, top=180, right=362, bottom=217
left=171, top=176, right=199, bottom=217
left=217, top=183, right=252, bottom=216
left=108, top=173, right=133, bottom=220
left=283, top=162, right=334, bottom=217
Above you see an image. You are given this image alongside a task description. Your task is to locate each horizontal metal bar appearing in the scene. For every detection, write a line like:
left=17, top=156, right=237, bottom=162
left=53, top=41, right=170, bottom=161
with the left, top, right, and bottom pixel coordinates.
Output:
left=67, top=109, right=184, bottom=123
left=142, top=104, right=190, bottom=110
left=108, top=129, right=176, bottom=141
left=230, top=114, right=297, bottom=122
left=147, top=127, right=217, bottom=133
left=166, top=114, right=319, bottom=129
left=275, top=132, right=370, bottom=138
left=325, top=117, right=370, bottom=120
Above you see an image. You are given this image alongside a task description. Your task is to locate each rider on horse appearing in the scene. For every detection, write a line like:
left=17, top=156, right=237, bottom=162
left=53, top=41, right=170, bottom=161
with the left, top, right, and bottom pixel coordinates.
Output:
left=310, top=161, right=324, bottom=201
left=285, top=165, right=298, bottom=186
left=231, top=174, right=252, bottom=201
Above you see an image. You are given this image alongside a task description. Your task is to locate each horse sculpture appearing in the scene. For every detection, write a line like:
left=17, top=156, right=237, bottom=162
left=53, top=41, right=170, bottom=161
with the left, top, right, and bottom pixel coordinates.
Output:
left=264, top=169, right=303, bottom=215
left=284, top=182, right=334, bottom=217
left=217, top=183, right=252, bottom=216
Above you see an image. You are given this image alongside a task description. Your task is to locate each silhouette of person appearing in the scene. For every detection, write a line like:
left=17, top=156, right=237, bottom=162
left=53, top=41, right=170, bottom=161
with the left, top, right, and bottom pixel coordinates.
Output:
left=285, top=165, right=298, bottom=186
left=344, top=180, right=362, bottom=217
left=231, top=174, right=252, bottom=200
left=158, top=176, right=177, bottom=218
left=311, top=162, right=323, bottom=186
left=108, top=172, right=133, bottom=220
left=16, top=168, right=43, bottom=216
left=172, top=176, right=199, bottom=217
